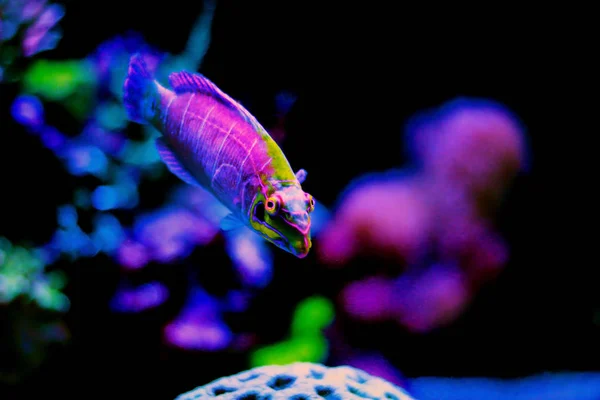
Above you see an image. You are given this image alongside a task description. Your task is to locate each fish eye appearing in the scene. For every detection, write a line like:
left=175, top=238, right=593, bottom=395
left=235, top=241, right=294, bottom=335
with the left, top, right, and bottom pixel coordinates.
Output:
left=306, top=194, right=315, bottom=212
left=265, top=196, right=280, bottom=215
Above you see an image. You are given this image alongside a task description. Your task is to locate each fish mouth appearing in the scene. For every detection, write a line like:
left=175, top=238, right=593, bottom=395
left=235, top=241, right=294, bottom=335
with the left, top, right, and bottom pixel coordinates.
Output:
left=289, top=236, right=311, bottom=259
left=295, top=250, right=309, bottom=259
left=283, top=218, right=311, bottom=236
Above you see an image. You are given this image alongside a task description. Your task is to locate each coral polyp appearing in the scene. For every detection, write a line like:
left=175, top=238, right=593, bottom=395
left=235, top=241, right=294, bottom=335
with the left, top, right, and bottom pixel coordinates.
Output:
left=175, top=362, right=415, bottom=400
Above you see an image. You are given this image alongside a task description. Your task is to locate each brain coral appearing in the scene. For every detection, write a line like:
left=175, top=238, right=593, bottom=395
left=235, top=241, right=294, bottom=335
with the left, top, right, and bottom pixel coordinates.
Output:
left=175, top=362, right=416, bottom=400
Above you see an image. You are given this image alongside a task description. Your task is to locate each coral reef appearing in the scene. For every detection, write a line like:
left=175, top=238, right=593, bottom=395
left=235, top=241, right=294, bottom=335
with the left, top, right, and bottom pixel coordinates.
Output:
left=318, top=98, right=529, bottom=333
left=175, top=362, right=415, bottom=400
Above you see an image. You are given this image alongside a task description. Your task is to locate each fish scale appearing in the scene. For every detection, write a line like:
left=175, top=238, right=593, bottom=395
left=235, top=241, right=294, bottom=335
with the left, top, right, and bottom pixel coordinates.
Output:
left=158, top=91, right=271, bottom=213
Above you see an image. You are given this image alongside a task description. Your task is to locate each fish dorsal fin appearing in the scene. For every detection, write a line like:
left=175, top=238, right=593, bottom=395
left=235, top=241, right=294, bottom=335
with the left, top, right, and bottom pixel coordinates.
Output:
left=169, top=70, right=222, bottom=96
left=168, top=71, right=264, bottom=132
left=155, top=137, right=201, bottom=187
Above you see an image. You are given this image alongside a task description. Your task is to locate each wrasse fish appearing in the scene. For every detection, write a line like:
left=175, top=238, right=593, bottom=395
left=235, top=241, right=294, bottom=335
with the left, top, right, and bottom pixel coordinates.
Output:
left=122, top=54, right=314, bottom=258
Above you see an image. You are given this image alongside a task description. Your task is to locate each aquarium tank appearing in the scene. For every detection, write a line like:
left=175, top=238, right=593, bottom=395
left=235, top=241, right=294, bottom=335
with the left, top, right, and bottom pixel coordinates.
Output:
left=0, top=1, right=595, bottom=399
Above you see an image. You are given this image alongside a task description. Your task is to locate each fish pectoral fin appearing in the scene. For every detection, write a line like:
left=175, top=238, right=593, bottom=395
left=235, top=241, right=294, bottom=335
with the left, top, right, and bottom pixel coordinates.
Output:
left=295, top=169, right=308, bottom=183
left=155, top=137, right=201, bottom=187
left=220, top=213, right=244, bottom=232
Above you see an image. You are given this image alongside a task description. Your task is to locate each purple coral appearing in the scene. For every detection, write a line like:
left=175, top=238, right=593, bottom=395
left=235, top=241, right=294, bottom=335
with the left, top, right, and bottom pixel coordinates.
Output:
left=317, top=97, right=528, bottom=333
left=21, top=2, right=63, bottom=57
left=175, top=362, right=416, bottom=400
left=405, top=97, right=528, bottom=209
left=0, top=0, right=64, bottom=81
left=87, top=32, right=164, bottom=98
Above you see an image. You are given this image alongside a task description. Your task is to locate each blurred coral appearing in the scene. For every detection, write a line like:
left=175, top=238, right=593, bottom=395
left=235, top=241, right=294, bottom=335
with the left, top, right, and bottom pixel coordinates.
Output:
left=109, top=281, right=169, bottom=313
left=407, top=98, right=528, bottom=215
left=164, top=285, right=234, bottom=352
left=318, top=172, right=431, bottom=266
left=318, top=98, right=528, bottom=333
left=0, top=0, right=64, bottom=82
left=0, top=237, right=69, bottom=312
left=250, top=296, right=334, bottom=367
left=0, top=237, right=69, bottom=383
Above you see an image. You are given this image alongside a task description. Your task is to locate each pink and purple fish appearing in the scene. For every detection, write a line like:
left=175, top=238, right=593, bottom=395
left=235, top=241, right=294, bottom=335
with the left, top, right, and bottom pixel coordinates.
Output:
left=122, top=54, right=314, bottom=258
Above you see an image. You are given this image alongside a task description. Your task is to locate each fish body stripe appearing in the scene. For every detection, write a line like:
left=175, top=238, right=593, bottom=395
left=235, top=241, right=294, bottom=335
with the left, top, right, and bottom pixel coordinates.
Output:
left=178, top=93, right=195, bottom=137
left=157, top=91, right=277, bottom=215
left=194, top=105, right=216, bottom=154
left=211, top=121, right=236, bottom=178
left=162, top=96, right=176, bottom=126
left=236, top=139, right=258, bottom=186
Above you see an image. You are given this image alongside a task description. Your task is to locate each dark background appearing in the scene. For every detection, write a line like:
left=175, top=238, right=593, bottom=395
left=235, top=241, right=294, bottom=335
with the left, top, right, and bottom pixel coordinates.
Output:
left=1, top=1, right=594, bottom=398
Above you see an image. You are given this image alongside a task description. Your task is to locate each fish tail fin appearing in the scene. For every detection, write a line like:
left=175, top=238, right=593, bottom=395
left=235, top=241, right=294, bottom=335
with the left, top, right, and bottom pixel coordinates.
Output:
left=123, top=53, right=159, bottom=124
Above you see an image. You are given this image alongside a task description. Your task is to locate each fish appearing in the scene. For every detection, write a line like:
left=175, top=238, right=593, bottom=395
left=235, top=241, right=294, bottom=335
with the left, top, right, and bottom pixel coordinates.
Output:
left=122, top=53, right=314, bottom=258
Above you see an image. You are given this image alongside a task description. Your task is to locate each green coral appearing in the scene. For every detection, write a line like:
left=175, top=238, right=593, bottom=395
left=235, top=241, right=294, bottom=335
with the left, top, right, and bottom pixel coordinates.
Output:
left=0, top=237, right=69, bottom=312
left=249, top=295, right=334, bottom=367
left=0, top=237, right=70, bottom=384
left=22, top=59, right=97, bottom=119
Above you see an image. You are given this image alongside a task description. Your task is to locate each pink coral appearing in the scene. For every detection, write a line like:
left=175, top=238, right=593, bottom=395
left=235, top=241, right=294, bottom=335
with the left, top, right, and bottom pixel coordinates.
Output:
left=414, top=98, right=527, bottom=213
left=318, top=175, right=431, bottom=266
left=317, top=98, right=528, bottom=333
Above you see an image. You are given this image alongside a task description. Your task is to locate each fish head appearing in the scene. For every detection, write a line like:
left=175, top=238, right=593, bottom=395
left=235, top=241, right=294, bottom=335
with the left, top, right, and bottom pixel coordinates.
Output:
left=250, top=184, right=315, bottom=258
